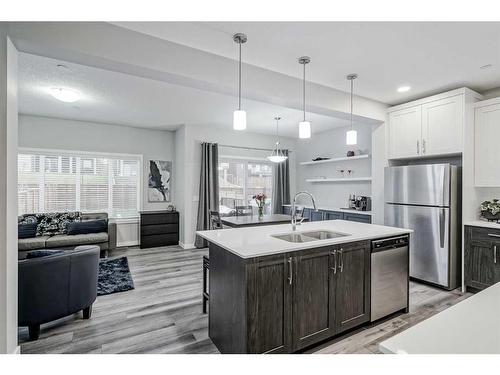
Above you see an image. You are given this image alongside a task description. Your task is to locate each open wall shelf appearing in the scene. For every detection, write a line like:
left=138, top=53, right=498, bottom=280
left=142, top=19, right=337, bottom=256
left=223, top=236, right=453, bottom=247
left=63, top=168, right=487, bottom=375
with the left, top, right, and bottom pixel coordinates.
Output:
left=300, top=154, right=370, bottom=166
left=305, top=177, right=372, bottom=183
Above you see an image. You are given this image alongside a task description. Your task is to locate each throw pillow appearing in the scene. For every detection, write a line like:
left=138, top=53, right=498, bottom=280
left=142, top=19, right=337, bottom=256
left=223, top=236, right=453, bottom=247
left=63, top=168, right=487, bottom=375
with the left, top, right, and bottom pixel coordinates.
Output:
left=67, top=219, right=107, bottom=235
left=26, top=250, right=64, bottom=259
left=18, top=222, right=38, bottom=239
left=35, top=211, right=82, bottom=236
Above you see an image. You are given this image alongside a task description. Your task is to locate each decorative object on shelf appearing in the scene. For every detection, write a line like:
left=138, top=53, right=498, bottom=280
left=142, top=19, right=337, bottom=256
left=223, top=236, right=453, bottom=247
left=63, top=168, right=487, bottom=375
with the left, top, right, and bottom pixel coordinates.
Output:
left=312, top=157, right=330, bottom=161
left=346, top=73, right=358, bottom=145
left=298, top=56, right=311, bottom=139
left=339, top=169, right=345, bottom=178
left=347, top=169, right=353, bottom=177
left=253, top=193, right=267, bottom=220
left=233, top=33, right=247, bottom=131
left=300, top=154, right=370, bottom=165
left=480, top=199, right=500, bottom=222
left=148, top=160, right=172, bottom=202
left=267, top=116, right=288, bottom=163
left=347, top=150, right=355, bottom=157
left=306, top=177, right=372, bottom=183
left=166, top=203, right=176, bottom=212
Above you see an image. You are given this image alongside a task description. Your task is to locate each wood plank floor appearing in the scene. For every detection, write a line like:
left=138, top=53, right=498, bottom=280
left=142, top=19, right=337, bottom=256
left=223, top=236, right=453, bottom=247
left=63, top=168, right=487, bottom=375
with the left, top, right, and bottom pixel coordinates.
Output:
left=19, top=246, right=472, bottom=354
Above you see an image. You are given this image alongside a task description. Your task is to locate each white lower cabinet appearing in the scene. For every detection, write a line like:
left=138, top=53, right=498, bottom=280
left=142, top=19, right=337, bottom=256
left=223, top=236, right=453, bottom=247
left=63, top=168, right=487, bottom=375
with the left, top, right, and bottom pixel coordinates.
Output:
left=475, top=102, right=500, bottom=187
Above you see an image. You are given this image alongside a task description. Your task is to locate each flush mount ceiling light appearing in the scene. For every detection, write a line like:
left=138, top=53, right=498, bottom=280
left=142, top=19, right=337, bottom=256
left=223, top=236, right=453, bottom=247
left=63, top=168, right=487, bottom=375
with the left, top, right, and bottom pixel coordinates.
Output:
left=397, top=85, right=411, bottom=93
left=346, top=74, right=358, bottom=146
left=233, top=33, right=247, bottom=131
left=50, top=87, right=80, bottom=103
left=298, top=56, right=311, bottom=139
left=268, top=116, right=288, bottom=163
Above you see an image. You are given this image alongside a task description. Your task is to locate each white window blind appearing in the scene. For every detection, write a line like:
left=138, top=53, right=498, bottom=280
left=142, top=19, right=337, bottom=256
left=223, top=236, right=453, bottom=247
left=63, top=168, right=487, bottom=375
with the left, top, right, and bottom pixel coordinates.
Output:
left=18, top=150, right=141, bottom=218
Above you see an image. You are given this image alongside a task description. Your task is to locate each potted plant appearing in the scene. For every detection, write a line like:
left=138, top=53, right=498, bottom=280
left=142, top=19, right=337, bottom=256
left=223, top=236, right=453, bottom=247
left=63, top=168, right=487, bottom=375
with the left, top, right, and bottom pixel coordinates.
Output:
left=253, top=193, right=267, bottom=220
left=480, top=199, right=500, bottom=222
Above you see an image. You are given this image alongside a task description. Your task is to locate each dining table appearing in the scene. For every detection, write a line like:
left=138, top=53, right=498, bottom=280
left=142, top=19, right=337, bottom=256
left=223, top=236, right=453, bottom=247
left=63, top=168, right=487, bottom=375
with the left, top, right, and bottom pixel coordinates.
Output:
left=220, top=214, right=300, bottom=228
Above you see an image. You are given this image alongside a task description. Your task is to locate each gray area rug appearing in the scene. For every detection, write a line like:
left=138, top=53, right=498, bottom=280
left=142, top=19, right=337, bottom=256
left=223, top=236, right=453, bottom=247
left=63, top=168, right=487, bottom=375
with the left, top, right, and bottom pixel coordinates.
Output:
left=98, top=257, right=135, bottom=296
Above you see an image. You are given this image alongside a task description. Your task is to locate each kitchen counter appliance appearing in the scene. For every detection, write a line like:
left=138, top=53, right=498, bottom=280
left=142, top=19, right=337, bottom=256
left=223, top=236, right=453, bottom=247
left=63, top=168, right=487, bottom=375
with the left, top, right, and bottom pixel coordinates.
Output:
left=371, top=236, right=409, bottom=321
left=384, top=164, right=460, bottom=290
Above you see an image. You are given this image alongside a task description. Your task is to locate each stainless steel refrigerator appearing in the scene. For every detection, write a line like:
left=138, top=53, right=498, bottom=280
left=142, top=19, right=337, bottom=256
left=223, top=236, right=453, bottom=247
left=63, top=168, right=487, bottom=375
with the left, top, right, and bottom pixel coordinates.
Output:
left=384, top=164, right=460, bottom=290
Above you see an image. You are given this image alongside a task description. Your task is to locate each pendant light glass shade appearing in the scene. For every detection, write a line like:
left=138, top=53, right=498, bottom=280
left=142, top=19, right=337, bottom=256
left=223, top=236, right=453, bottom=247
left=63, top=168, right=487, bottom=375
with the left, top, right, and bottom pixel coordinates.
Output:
left=233, top=110, right=246, bottom=131
left=268, top=116, right=288, bottom=163
left=298, top=56, right=311, bottom=139
left=233, top=33, right=247, bottom=131
left=346, top=73, right=358, bottom=145
left=299, top=121, right=311, bottom=139
left=346, top=129, right=357, bottom=145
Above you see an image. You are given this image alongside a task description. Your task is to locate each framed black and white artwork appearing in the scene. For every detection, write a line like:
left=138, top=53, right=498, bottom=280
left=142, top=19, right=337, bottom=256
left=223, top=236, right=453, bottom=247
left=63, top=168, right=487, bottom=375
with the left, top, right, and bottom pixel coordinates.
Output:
left=148, top=160, right=172, bottom=202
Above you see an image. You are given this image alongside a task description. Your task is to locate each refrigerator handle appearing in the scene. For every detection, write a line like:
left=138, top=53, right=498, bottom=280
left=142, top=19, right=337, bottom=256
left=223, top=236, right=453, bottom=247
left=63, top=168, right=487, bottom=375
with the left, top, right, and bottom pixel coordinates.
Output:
left=439, top=208, right=446, bottom=248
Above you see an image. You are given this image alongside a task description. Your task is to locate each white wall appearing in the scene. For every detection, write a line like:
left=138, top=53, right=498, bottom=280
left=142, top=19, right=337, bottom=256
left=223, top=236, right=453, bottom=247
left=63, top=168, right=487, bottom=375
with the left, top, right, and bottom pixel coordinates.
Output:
left=295, top=124, right=372, bottom=209
left=18, top=115, right=176, bottom=246
left=0, top=33, right=18, bottom=354
left=176, top=124, right=298, bottom=247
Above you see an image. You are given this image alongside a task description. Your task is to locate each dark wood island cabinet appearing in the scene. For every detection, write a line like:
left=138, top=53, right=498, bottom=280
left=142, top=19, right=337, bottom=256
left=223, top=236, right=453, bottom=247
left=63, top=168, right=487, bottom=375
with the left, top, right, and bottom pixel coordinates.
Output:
left=208, top=240, right=371, bottom=353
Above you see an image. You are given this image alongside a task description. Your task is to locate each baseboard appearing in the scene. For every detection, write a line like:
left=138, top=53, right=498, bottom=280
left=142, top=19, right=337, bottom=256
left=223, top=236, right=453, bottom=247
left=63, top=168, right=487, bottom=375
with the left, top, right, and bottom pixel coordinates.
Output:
left=179, top=242, right=195, bottom=249
left=12, top=345, right=20, bottom=354
left=117, top=240, right=140, bottom=248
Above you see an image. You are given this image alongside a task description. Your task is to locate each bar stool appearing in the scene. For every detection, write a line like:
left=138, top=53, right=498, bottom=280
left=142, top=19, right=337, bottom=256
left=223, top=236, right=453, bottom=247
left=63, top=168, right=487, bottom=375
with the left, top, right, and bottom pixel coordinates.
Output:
left=202, top=211, right=224, bottom=313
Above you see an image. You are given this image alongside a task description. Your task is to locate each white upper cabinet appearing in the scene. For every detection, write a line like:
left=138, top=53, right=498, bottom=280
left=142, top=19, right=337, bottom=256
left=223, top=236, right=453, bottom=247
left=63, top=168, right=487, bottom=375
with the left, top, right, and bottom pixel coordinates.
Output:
left=475, top=101, right=500, bottom=187
left=388, top=106, right=422, bottom=159
left=422, top=95, right=463, bottom=156
left=387, top=88, right=478, bottom=160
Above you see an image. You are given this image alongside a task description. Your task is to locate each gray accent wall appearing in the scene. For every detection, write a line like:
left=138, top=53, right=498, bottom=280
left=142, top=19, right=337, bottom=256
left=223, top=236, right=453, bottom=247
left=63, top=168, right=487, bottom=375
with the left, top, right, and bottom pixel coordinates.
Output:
left=295, top=124, right=372, bottom=209
left=18, top=115, right=175, bottom=212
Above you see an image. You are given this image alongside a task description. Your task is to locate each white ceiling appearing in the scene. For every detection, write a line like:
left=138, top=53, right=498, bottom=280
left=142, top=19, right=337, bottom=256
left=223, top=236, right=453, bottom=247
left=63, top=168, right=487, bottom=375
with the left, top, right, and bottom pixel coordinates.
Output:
left=18, top=52, right=352, bottom=137
left=112, top=22, right=500, bottom=104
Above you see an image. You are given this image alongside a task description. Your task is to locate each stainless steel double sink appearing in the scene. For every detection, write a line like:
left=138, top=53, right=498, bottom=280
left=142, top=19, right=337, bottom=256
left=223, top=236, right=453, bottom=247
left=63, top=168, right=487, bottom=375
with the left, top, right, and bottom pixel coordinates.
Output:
left=271, top=230, right=349, bottom=243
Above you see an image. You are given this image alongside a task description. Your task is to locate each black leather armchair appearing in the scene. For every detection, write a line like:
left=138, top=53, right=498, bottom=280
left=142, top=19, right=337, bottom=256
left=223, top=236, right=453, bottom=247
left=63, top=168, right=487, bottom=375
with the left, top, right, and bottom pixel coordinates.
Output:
left=18, top=245, right=100, bottom=340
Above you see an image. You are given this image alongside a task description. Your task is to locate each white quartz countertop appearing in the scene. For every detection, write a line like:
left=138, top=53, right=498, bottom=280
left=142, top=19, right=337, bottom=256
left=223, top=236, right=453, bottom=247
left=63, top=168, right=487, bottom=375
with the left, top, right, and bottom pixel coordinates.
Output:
left=283, top=204, right=372, bottom=216
left=464, top=220, right=500, bottom=230
left=379, top=282, right=500, bottom=354
left=197, top=220, right=411, bottom=259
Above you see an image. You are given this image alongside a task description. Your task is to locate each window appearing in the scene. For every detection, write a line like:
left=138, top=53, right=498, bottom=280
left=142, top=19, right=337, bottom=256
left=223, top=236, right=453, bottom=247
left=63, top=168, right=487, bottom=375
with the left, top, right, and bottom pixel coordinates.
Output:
left=18, top=150, right=141, bottom=218
left=218, top=157, right=273, bottom=216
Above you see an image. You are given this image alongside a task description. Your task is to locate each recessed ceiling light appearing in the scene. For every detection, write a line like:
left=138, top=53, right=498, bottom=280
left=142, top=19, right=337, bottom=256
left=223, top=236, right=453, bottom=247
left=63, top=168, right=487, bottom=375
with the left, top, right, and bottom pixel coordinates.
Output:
left=397, top=86, right=411, bottom=93
left=56, top=64, right=68, bottom=69
left=49, top=87, right=80, bottom=103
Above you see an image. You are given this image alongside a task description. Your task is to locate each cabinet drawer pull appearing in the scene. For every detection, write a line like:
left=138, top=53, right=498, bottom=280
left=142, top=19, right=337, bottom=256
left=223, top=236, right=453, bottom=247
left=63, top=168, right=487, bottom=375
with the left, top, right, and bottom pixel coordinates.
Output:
left=488, top=233, right=500, bottom=238
left=495, top=245, right=498, bottom=264
left=422, top=139, right=426, bottom=154
left=339, top=248, right=344, bottom=273
left=331, top=250, right=337, bottom=274
left=416, top=140, right=420, bottom=155
left=287, top=257, right=293, bottom=285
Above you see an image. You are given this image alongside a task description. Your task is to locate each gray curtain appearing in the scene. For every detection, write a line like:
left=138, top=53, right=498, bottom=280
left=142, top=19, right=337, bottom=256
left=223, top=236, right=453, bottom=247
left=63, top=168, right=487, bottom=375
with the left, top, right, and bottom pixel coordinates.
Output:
left=272, top=149, right=290, bottom=214
left=195, top=142, right=219, bottom=248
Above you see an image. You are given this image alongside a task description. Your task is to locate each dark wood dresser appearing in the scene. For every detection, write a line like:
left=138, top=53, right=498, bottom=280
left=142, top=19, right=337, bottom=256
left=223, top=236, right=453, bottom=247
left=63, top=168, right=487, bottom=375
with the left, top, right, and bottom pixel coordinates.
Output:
left=140, top=210, right=179, bottom=249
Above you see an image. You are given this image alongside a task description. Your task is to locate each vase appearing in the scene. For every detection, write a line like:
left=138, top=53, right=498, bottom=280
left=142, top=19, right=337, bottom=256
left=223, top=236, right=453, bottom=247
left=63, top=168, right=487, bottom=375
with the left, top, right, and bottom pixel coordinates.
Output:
left=481, top=211, right=500, bottom=222
left=258, top=206, right=264, bottom=220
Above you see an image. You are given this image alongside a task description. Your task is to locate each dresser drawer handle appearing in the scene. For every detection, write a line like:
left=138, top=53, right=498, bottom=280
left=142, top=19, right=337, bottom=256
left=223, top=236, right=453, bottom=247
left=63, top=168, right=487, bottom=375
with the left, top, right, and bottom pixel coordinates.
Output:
left=488, top=233, right=500, bottom=238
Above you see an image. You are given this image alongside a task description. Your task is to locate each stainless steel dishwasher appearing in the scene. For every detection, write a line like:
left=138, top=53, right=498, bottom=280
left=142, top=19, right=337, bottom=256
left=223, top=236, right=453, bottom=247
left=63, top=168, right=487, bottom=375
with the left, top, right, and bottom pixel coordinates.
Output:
left=371, top=236, right=409, bottom=321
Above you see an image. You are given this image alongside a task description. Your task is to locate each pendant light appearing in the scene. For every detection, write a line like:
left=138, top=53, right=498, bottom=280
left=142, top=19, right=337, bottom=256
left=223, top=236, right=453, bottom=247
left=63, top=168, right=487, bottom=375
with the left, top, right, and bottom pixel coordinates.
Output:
left=268, top=116, right=288, bottom=163
left=346, top=73, right=358, bottom=145
left=233, top=33, right=247, bottom=130
left=298, top=56, right=311, bottom=139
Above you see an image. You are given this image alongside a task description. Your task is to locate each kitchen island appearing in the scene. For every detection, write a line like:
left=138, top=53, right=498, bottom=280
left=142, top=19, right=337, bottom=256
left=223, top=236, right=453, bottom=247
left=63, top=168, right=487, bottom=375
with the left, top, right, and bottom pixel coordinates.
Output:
left=197, top=220, right=412, bottom=354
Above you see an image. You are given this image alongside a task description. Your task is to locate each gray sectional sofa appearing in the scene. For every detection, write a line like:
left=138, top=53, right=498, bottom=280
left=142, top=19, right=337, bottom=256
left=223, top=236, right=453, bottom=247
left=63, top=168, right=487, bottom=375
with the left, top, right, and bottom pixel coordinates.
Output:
left=18, top=212, right=116, bottom=258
